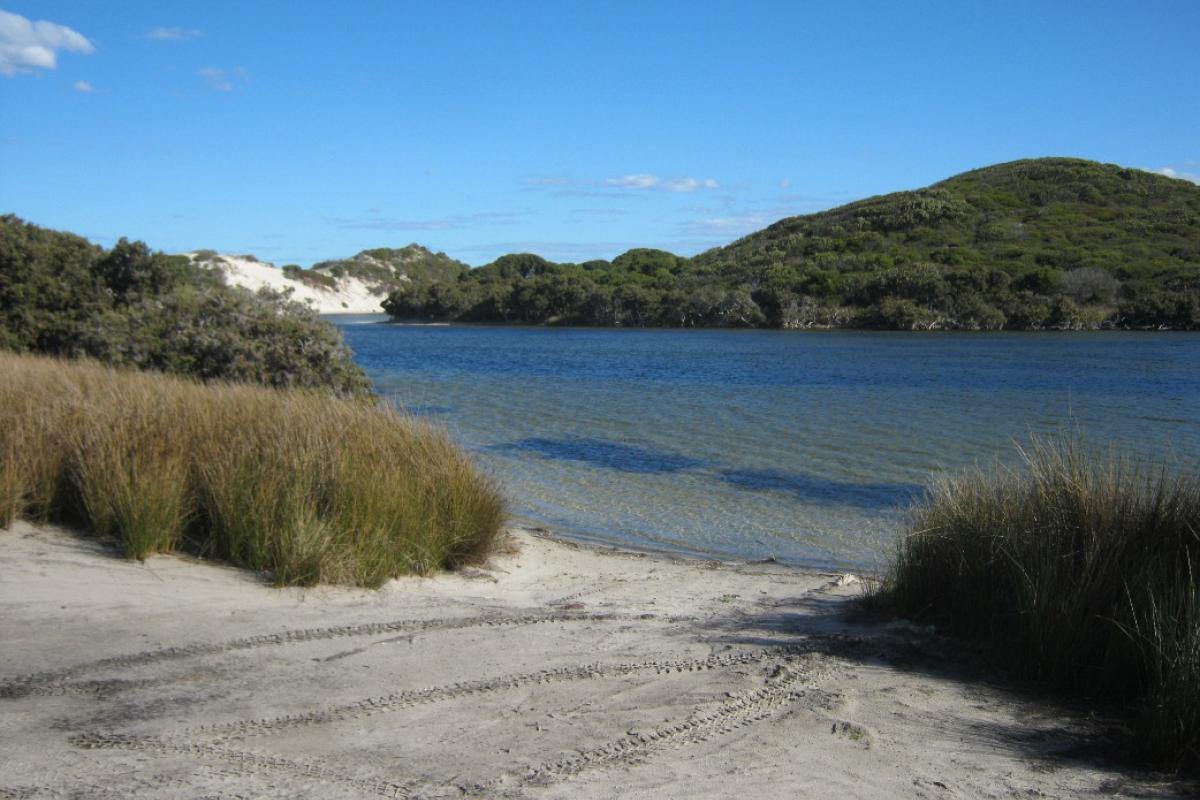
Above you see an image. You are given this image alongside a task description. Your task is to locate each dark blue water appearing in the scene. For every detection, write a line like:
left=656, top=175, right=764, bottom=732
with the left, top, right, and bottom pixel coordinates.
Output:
left=333, top=317, right=1200, bottom=572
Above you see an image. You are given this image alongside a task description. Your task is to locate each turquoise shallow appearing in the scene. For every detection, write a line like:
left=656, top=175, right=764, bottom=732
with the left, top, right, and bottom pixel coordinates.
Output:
left=333, top=317, right=1200, bottom=572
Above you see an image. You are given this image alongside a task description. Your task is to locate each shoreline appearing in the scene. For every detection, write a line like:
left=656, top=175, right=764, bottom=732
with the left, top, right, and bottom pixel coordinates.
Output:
left=2, top=520, right=1190, bottom=798
left=509, top=522, right=869, bottom=579
left=371, top=317, right=1200, bottom=333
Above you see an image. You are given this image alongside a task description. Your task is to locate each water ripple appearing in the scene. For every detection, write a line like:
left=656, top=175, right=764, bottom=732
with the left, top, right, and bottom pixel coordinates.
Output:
left=717, top=468, right=924, bottom=510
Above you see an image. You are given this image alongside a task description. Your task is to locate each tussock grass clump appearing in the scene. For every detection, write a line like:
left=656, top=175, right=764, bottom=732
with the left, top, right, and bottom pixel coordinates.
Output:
left=872, top=438, right=1200, bottom=770
left=0, top=351, right=505, bottom=587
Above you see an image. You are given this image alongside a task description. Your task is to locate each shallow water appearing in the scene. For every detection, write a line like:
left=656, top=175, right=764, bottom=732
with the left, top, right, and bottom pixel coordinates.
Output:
left=333, top=316, right=1200, bottom=572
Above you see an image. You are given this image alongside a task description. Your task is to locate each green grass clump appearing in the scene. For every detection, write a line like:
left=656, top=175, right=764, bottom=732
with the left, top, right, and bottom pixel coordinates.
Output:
left=871, top=438, right=1200, bottom=770
left=0, top=351, right=506, bottom=587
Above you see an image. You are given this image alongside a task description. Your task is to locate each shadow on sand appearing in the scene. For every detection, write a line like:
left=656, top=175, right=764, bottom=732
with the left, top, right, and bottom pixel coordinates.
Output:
left=696, top=590, right=1191, bottom=795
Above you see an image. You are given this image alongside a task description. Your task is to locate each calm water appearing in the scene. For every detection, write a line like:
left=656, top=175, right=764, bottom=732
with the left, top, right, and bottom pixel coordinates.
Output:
left=333, top=316, right=1200, bottom=572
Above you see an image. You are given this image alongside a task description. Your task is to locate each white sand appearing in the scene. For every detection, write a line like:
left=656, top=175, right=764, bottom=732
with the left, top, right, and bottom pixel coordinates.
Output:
left=0, top=521, right=1188, bottom=798
left=191, top=253, right=393, bottom=314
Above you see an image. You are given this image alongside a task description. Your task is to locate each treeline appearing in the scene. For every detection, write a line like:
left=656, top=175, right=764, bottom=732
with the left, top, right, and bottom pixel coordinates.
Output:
left=383, top=249, right=781, bottom=328
left=383, top=249, right=1199, bottom=330
left=0, top=215, right=371, bottom=394
left=384, top=158, right=1200, bottom=330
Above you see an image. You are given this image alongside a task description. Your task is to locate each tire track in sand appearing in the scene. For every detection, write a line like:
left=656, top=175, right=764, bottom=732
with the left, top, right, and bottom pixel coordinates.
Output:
left=187, top=646, right=816, bottom=743
left=1, top=611, right=677, bottom=698
left=70, top=734, right=412, bottom=798
left=520, top=653, right=835, bottom=786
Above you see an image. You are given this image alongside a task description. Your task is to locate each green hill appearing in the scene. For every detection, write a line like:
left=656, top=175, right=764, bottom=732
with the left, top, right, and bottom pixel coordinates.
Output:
left=312, top=245, right=468, bottom=290
left=385, top=158, right=1200, bottom=329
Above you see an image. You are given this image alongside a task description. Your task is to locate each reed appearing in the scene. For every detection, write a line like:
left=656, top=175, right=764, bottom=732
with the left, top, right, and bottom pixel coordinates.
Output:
left=871, top=437, right=1200, bottom=770
left=0, top=351, right=506, bottom=587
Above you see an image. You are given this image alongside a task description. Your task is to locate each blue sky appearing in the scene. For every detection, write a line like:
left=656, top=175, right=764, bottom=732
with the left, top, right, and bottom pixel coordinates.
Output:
left=1, top=1, right=1197, bottom=267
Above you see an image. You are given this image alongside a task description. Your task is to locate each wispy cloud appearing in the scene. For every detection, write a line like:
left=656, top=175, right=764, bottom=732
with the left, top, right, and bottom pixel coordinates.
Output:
left=72, top=79, right=93, bottom=93
left=147, top=27, right=202, bottom=41
left=605, top=174, right=719, bottom=192
left=198, top=66, right=247, bottom=91
left=687, top=214, right=773, bottom=235
left=572, top=208, right=628, bottom=217
left=0, top=10, right=93, bottom=76
left=523, top=176, right=571, bottom=186
left=1150, top=165, right=1200, bottom=184
left=773, top=191, right=848, bottom=205
left=681, top=194, right=844, bottom=238
left=523, top=172, right=720, bottom=197
left=326, top=211, right=525, bottom=232
left=542, top=187, right=654, bottom=200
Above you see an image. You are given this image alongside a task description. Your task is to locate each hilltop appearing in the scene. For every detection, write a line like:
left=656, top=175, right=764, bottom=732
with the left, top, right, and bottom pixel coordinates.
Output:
left=385, top=158, right=1200, bottom=329
left=692, top=157, right=1200, bottom=327
left=312, top=245, right=468, bottom=287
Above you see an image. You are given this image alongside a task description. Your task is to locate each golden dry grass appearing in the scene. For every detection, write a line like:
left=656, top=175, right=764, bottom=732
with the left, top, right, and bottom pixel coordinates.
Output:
left=0, top=351, right=506, bottom=586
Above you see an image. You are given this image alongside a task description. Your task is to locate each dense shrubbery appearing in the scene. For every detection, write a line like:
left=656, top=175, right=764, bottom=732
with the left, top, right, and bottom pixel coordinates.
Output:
left=0, top=352, right=505, bottom=586
left=0, top=215, right=371, bottom=394
left=313, top=245, right=468, bottom=293
left=384, top=159, right=1200, bottom=330
left=282, top=263, right=339, bottom=290
left=870, top=438, right=1200, bottom=770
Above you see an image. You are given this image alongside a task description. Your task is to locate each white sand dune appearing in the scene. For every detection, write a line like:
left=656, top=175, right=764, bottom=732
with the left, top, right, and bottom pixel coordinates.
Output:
left=1, top=521, right=1188, bottom=798
left=189, top=253, right=395, bottom=314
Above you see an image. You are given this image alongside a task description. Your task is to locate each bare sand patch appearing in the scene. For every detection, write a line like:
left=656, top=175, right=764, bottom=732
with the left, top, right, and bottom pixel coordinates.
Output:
left=0, top=521, right=1190, bottom=798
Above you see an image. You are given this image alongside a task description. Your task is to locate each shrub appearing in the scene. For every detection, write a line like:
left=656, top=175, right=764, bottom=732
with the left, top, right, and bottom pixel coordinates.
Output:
left=0, top=352, right=506, bottom=587
left=870, top=437, right=1200, bottom=770
left=0, top=216, right=373, bottom=395
left=282, top=265, right=339, bottom=291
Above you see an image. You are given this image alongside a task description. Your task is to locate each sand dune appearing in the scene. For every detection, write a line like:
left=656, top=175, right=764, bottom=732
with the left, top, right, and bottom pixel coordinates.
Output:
left=0, top=522, right=1189, bottom=798
left=191, top=253, right=391, bottom=314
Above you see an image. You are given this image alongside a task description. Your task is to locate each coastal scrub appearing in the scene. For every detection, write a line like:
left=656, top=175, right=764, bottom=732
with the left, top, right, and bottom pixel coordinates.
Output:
left=0, top=351, right=505, bottom=587
left=871, top=438, right=1200, bottom=770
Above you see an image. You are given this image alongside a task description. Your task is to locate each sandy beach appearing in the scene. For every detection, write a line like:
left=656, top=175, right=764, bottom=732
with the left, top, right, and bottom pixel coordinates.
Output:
left=0, top=521, right=1190, bottom=799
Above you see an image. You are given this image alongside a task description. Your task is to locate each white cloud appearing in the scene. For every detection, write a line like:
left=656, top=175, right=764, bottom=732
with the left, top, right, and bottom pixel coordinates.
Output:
left=663, top=176, right=719, bottom=192
left=72, top=79, right=93, bottom=93
left=607, top=173, right=660, bottom=189
left=779, top=178, right=792, bottom=189
left=1151, top=166, right=1200, bottom=184
left=147, top=27, right=202, bottom=41
left=605, top=174, right=719, bottom=192
left=198, top=66, right=247, bottom=91
left=0, top=10, right=93, bottom=76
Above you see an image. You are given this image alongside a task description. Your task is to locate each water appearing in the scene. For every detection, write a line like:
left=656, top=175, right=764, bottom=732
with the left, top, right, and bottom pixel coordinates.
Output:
left=333, top=316, right=1200, bottom=572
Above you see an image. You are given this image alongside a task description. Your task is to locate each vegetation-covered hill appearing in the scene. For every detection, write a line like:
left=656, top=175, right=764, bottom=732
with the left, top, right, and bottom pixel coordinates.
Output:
left=384, top=158, right=1200, bottom=329
left=0, top=216, right=371, bottom=394
left=311, top=245, right=468, bottom=291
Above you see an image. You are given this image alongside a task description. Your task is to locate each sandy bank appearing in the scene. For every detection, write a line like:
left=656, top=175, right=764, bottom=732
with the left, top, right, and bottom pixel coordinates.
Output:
left=0, top=521, right=1188, bottom=798
left=192, top=254, right=389, bottom=314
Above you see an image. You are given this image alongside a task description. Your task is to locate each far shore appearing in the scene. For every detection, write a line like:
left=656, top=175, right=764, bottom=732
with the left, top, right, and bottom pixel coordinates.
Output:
left=366, top=315, right=1198, bottom=332
left=2, top=520, right=1190, bottom=799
